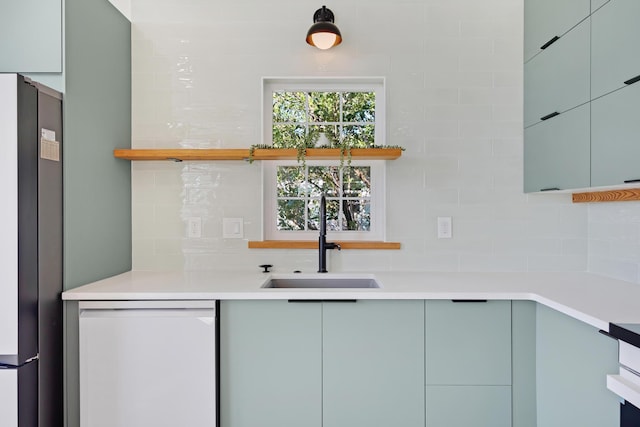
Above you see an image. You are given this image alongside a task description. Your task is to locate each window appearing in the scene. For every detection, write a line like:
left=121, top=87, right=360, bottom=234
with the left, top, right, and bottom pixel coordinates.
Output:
left=262, top=78, right=386, bottom=241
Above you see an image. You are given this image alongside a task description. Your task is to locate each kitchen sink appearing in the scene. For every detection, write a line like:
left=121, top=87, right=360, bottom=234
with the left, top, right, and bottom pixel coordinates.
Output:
left=261, top=274, right=381, bottom=289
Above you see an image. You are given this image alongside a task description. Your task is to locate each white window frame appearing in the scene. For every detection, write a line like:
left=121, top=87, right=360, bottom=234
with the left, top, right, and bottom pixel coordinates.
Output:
left=261, top=77, right=386, bottom=242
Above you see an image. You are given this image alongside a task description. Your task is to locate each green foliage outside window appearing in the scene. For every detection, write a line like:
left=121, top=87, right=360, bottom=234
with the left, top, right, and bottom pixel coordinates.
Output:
left=271, top=90, right=377, bottom=234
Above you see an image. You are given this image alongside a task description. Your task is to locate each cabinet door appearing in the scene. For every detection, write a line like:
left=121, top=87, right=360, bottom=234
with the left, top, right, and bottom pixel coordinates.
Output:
left=220, top=300, right=322, bottom=427
left=322, top=300, right=425, bottom=427
left=591, top=82, right=640, bottom=186
left=79, top=301, right=216, bottom=427
left=524, top=19, right=590, bottom=128
left=536, top=304, right=619, bottom=427
left=426, top=300, right=511, bottom=386
left=592, top=0, right=610, bottom=11
left=524, top=103, right=590, bottom=192
left=592, top=0, right=640, bottom=99
left=524, top=0, right=590, bottom=62
left=426, top=386, right=512, bottom=427
left=0, top=0, right=62, bottom=72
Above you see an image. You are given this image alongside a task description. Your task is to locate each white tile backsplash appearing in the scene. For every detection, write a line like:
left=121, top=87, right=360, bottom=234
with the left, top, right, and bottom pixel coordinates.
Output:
left=129, top=0, right=605, bottom=276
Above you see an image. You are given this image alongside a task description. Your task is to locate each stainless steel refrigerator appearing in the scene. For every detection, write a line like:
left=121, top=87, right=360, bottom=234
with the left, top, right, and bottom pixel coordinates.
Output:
left=0, top=74, right=63, bottom=427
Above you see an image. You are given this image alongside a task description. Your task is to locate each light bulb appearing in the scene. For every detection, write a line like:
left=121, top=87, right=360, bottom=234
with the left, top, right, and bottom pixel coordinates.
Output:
left=311, top=32, right=337, bottom=50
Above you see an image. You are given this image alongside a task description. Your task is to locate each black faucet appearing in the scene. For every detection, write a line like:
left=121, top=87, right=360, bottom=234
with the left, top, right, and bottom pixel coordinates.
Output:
left=318, top=194, right=341, bottom=273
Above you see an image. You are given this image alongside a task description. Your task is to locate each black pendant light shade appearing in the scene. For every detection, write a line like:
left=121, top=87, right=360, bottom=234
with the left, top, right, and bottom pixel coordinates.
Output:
left=306, top=6, right=342, bottom=50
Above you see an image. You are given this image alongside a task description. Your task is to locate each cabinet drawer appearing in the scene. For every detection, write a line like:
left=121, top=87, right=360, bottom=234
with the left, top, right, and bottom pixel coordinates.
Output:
left=524, top=103, right=590, bottom=192
left=591, top=82, right=640, bottom=187
left=426, top=386, right=512, bottom=427
left=524, top=19, right=590, bottom=128
left=524, top=0, right=590, bottom=62
left=425, top=300, right=511, bottom=386
left=592, top=0, right=640, bottom=99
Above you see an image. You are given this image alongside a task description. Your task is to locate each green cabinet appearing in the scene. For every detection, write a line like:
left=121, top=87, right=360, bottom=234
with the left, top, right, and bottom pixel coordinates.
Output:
left=323, top=300, right=425, bottom=427
left=591, top=82, right=640, bottom=187
left=0, top=0, right=62, bottom=72
left=524, top=103, right=590, bottom=192
left=220, top=300, right=322, bottom=427
left=536, top=304, right=619, bottom=427
left=591, top=0, right=640, bottom=99
left=524, top=19, right=590, bottom=128
left=425, top=300, right=511, bottom=385
left=425, top=300, right=512, bottom=427
left=524, top=0, right=590, bottom=62
left=592, top=0, right=610, bottom=11
left=220, top=300, right=424, bottom=427
left=426, top=386, right=512, bottom=427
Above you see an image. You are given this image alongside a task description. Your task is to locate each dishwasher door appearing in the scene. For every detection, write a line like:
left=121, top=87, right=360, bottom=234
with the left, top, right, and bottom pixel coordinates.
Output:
left=79, top=300, right=217, bottom=427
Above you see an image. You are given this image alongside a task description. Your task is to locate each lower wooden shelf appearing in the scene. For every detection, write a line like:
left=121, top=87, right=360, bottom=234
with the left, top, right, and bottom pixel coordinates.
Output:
left=248, top=241, right=401, bottom=250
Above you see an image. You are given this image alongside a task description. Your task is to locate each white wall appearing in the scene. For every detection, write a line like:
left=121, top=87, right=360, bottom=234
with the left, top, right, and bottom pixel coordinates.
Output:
left=588, top=203, right=640, bottom=284
left=130, top=0, right=590, bottom=274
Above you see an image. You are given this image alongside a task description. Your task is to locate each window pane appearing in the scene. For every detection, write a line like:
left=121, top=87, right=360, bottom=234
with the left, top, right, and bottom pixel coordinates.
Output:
left=308, top=166, right=340, bottom=197
left=342, top=125, right=375, bottom=148
left=307, top=198, right=340, bottom=231
left=277, top=166, right=305, bottom=197
left=273, top=92, right=306, bottom=123
left=308, top=92, right=339, bottom=123
left=273, top=124, right=306, bottom=148
left=343, top=167, right=371, bottom=197
left=308, top=125, right=339, bottom=147
left=343, top=200, right=371, bottom=231
left=277, top=199, right=305, bottom=230
left=343, top=92, right=375, bottom=123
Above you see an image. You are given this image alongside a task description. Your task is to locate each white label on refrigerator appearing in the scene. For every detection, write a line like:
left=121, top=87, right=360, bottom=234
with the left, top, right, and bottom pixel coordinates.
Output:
left=41, top=128, right=56, bottom=141
left=41, top=138, right=60, bottom=162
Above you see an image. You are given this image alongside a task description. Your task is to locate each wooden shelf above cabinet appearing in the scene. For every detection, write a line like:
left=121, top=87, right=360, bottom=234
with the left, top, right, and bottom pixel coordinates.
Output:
left=248, top=240, right=401, bottom=250
left=113, top=148, right=403, bottom=161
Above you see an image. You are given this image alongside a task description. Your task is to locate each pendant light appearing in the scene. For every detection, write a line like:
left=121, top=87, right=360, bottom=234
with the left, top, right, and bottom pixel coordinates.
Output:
left=306, top=6, right=342, bottom=50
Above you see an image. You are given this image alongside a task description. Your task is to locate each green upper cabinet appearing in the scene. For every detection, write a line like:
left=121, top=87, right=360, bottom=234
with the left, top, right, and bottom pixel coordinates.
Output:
left=220, top=300, right=323, bottom=427
left=0, top=0, right=62, bottom=72
left=591, top=0, right=640, bottom=99
left=591, top=82, right=640, bottom=186
left=524, top=103, right=591, bottom=192
left=322, top=300, right=425, bottom=427
left=425, top=300, right=512, bottom=386
left=524, top=0, right=590, bottom=62
left=524, top=19, right=590, bottom=128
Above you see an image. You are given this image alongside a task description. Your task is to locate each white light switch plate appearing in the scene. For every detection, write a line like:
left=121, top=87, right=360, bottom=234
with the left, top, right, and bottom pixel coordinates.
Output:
left=223, top=218, right=244, bottom=239
left=437, top=216, right=452, bottom=239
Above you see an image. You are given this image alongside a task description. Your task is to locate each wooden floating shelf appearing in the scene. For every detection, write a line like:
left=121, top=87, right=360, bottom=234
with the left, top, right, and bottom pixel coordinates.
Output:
left=572, top=188, right=640, bottom=203
left=248, top=241, right=401, bottom=250
left=113, top=148, right=403, bottom=161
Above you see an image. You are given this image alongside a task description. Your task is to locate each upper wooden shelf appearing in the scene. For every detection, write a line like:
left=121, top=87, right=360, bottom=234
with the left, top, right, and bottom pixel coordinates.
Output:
left=113, top=148, right=403, bottom=161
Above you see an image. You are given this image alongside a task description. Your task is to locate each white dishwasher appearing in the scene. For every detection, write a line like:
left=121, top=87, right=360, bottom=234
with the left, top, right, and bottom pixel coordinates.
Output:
left=79, top=300, right=217, bottom=427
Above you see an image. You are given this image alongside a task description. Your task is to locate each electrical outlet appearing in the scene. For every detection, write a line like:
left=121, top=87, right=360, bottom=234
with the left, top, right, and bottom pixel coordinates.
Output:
left=223, top=217, right=244, bottom=239
left=187, top=217, right=202, bottom=238
left=437, top=217, right=452, bottom=239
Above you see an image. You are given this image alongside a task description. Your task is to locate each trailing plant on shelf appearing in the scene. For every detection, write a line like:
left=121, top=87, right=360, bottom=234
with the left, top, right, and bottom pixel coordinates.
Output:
left=248, top=133, right=404, bottom=168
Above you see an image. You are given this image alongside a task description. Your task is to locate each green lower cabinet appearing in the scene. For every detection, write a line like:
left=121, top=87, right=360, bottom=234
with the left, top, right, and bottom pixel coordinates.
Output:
left=536, top=304, right=619, bottom=427
left=322, top=300, right=425, bottom=427
left=220, top=300, right=322, bottom=427
left=426, top=386, right=512, bottom=427
left=426, top=300, right=512, bottom=385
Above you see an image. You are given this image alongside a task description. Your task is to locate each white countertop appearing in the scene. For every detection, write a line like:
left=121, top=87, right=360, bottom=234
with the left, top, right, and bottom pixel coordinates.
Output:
left=62, top=270, right=640, bottom=331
